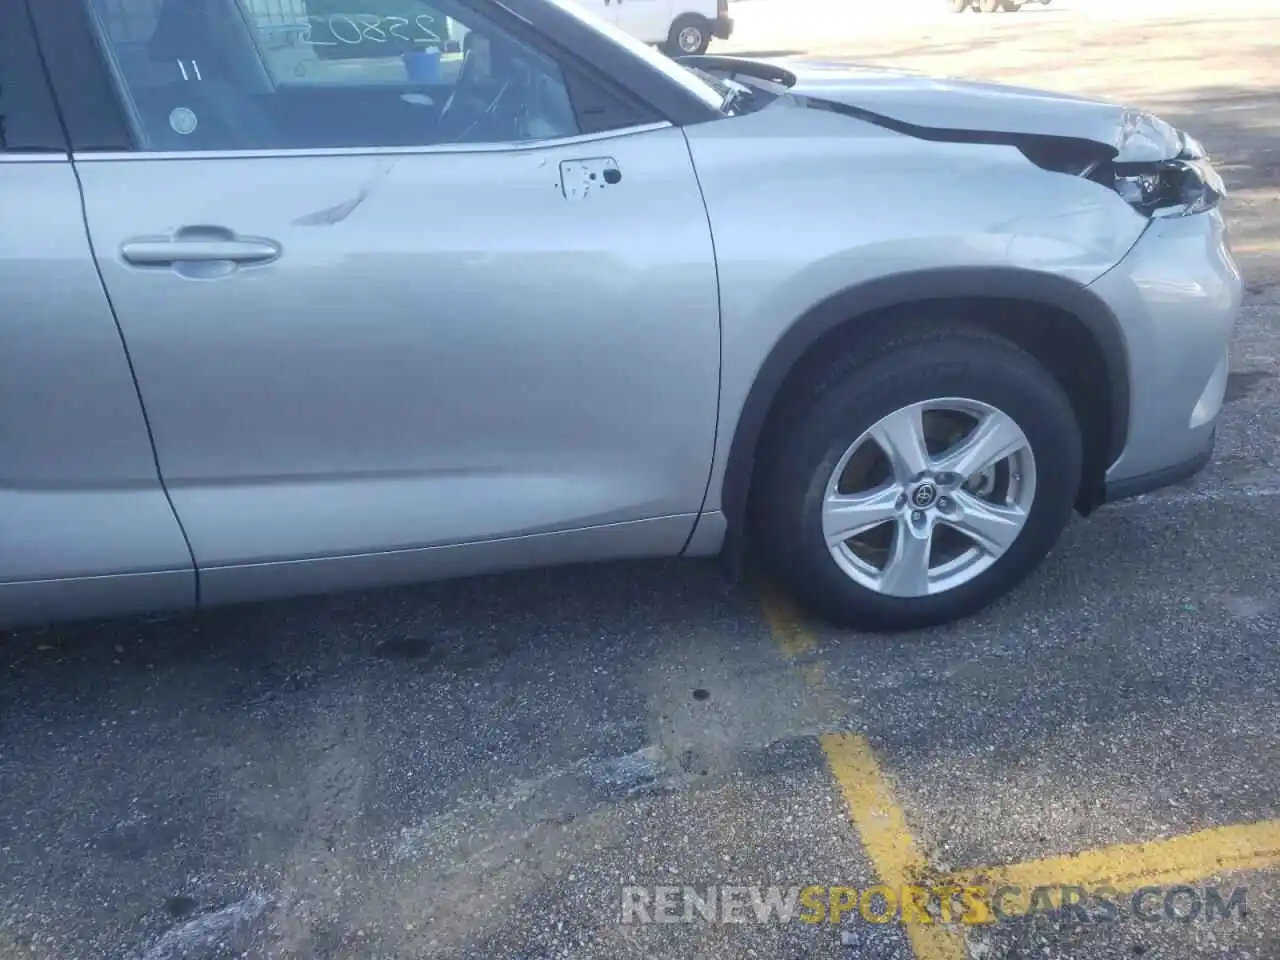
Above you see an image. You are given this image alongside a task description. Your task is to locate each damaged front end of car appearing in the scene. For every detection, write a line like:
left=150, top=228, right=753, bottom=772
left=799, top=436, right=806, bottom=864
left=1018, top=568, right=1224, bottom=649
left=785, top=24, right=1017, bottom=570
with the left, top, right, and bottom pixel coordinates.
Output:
left=677, top=55, right=1227, bottom=221
left=1005, top=109, right=1227, bottom=220
left=1107, top=127, right=1227, bottom=219
left=804, top=95, right=1227, bottom=222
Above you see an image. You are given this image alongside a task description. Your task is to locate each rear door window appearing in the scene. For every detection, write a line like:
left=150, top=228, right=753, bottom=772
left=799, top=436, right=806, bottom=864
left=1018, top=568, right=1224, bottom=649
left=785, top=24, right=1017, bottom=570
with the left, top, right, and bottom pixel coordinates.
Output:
left=0, top=2, right=67, bottom=152
left=1, top=46, right=7, bottom=149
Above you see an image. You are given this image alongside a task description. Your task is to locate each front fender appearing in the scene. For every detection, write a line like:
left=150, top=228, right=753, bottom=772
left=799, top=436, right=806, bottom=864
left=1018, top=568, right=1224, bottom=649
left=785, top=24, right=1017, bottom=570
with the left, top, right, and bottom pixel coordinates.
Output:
left=713, top=266, right=1129, bottom=536
left=681, top=106, right=1143, bottom=534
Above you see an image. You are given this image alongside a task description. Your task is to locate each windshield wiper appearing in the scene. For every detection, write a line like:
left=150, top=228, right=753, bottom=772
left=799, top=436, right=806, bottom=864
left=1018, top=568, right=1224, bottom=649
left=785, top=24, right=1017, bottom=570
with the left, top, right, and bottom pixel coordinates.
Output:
left=678, top=63, right=753, bottom=115
left=721, top=83, right=759, bottom=116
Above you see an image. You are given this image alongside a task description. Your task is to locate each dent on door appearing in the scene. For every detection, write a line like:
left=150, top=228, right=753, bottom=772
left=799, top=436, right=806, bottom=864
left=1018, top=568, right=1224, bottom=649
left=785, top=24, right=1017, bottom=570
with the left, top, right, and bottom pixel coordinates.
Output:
left=74, top=127, right=721, bottom=604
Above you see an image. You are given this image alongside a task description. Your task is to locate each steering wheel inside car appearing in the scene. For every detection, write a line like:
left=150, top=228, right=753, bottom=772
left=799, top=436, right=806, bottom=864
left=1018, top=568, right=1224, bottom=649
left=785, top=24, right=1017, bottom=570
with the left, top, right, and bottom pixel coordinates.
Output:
left=436, top=33, right=526, bottom=143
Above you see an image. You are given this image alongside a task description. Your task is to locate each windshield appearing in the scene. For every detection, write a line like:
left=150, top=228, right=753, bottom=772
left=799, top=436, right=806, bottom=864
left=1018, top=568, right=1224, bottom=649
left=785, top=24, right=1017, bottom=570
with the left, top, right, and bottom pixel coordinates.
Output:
left=537, top=0, right=725, bottom=112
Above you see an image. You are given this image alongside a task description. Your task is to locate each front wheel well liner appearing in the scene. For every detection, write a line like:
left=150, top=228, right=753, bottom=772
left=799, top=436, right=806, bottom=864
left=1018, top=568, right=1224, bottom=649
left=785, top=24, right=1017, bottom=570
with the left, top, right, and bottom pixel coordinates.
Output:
left=719, top=268, right=1130, bottom=555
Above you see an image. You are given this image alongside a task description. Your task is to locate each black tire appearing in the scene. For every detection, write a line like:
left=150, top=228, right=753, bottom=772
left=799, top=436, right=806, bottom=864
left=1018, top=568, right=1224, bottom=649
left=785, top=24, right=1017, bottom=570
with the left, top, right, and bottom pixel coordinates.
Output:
left=664, top=14, right=711, bottom=56
left=752, top=325, right=1082, bottom=632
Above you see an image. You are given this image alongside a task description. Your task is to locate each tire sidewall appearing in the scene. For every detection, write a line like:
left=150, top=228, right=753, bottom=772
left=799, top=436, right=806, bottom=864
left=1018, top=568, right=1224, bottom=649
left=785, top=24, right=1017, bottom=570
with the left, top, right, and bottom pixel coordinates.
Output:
left=668, top=15, right=710, bottom=55
left=763, top=342, right=1082, bottom=629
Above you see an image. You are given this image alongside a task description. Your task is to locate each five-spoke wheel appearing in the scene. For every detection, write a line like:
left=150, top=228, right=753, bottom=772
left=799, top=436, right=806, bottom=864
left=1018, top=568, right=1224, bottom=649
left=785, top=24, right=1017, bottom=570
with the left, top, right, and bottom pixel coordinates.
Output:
left=754, top=325, right=1082, bottom=631
left=822, top=399, right=1037, bottom=598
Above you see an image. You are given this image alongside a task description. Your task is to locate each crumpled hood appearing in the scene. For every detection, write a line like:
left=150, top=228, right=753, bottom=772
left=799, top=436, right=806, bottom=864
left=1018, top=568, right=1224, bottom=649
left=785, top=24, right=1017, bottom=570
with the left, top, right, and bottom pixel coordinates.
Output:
left=764, top=59, right=1184, bottom=162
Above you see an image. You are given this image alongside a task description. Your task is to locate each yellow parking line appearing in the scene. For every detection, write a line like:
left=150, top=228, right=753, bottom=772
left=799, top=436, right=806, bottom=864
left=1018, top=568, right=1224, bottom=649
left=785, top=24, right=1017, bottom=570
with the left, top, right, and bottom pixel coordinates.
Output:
left=761, top=579, right=1280, bottom=958
left=948, top=819, right=1280, bottom=900
left=758, top=580, right=816, bottom=659
left=821, top=733, right=969, bottom=960
left=758, top=581, right=965, bottom=957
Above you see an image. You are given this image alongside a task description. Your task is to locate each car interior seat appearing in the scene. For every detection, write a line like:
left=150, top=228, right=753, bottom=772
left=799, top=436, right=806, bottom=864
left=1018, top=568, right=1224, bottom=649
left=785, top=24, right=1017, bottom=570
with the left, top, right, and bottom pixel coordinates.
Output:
left=133, top=0, right=282, bottom=150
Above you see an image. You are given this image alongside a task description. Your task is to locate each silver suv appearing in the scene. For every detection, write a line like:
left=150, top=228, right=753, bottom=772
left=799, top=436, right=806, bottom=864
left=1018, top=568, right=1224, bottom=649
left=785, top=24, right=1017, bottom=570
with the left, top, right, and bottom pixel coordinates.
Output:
left=0, top=0, right=1240, bottom=631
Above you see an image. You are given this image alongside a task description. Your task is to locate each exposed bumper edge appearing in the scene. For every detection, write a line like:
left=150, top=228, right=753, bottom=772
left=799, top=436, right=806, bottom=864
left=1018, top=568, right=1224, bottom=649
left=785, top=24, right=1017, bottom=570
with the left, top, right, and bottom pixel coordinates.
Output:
left=712, top=15, right=734, bottom=39
left=1102, top=427, right=1215, bottom=503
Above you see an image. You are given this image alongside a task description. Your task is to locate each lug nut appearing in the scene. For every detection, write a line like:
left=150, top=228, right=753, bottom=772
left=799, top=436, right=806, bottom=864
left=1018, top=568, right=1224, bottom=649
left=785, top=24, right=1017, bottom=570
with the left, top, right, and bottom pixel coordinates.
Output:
left=938, top=496, right=951, bottom=509
left=911, top=510, right=924, bottom=522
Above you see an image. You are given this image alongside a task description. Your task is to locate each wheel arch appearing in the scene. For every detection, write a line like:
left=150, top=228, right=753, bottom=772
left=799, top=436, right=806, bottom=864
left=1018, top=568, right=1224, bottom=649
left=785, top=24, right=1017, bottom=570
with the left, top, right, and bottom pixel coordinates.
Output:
left=718, top=267, right=1131, bottom=553
left=672, top=10, right=713, bottom=26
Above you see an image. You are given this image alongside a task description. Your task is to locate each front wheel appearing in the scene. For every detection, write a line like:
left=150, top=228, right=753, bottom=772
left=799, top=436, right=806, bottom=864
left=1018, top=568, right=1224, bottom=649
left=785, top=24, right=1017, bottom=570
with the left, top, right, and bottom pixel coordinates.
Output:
left=663, top=14, right=711, bottom=56
left=753, top=327, right=1082, bottom=632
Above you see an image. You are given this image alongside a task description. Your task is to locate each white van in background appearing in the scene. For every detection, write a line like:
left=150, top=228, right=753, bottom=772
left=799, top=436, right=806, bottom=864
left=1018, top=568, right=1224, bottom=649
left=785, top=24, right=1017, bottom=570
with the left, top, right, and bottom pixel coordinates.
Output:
left=571, top=0, right=734, bottom=55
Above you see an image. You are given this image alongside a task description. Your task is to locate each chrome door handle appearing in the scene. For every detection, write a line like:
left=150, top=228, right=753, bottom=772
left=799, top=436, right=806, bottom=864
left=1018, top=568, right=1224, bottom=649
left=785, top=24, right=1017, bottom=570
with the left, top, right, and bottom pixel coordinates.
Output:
left=121, top=228, right=281, bottom=267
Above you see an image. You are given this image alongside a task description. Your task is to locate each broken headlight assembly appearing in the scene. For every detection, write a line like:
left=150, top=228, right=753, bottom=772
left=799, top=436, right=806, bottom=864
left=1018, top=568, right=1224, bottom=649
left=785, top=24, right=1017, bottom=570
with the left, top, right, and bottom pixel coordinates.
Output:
left=1111, top=132, right=1227, bottom=219
left=1015, top=121, right=1225, bottom=219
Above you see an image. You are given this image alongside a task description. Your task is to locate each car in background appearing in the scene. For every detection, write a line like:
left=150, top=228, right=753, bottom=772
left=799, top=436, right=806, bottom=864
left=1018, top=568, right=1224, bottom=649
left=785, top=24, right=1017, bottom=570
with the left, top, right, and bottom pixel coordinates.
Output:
left=571, top=0, right=733, bottom=54
left=952, top=0, right=1052, bottom=11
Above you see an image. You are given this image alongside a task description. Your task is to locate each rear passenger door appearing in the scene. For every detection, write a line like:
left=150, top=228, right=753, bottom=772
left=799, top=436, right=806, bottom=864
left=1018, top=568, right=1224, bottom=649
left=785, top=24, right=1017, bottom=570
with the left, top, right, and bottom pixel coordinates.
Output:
left=37, top=0, right=722, bottom=606
left=0, top=3, right=194, bottom=625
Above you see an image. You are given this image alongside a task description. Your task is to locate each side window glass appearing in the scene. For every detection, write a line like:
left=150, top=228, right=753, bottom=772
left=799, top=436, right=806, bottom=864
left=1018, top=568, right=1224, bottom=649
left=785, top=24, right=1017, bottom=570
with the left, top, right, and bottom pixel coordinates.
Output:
left=0, top=52, right=6, bottom=150
left=84, top=0, right=582, bottom=151
left=0, top=45, right=8, bottom=150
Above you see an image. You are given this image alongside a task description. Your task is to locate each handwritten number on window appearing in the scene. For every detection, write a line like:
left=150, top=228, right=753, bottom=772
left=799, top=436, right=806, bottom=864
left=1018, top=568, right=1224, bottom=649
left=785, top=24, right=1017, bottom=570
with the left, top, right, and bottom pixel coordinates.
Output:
left=300, top=13, right=443, bottom=46
left=299, top=17, right=337, bottom=45
left=385, top=15, right=411, bottom=41
left=327, top=14, right=363, bottom=43
left=356, top=14, right=387, bottom=42
left=413, top=13, right=441, bottom=43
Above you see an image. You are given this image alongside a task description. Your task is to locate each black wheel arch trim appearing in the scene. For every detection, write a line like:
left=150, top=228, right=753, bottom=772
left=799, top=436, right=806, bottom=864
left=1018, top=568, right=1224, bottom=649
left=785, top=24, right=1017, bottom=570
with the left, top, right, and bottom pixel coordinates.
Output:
left=719, top=266, right=1132, bottom=539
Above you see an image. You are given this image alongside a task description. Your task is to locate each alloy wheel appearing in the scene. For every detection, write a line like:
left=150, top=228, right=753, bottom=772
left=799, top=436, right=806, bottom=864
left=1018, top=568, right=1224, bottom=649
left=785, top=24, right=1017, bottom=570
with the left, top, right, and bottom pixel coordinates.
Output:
left=821, top=398, right=1037, bottom=598
left=678, top=25, right=705, bottom=53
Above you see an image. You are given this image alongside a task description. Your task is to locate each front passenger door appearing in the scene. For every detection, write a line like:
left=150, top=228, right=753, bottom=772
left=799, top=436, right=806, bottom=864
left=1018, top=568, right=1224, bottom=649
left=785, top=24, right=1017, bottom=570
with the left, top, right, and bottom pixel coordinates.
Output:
left=66, top=0, right=722, bottom=604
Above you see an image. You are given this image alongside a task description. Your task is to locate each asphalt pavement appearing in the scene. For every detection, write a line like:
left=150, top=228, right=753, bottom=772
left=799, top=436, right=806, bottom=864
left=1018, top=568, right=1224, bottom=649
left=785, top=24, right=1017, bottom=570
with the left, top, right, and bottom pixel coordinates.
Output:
left=3, top=3, right=1279, bottom=958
